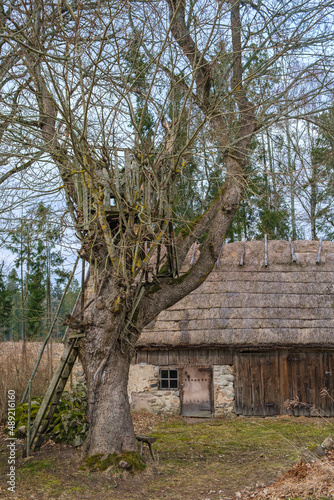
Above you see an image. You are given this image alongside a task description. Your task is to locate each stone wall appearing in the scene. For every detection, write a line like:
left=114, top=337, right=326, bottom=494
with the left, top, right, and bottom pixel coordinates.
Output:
left=213, top=365, right=235, bottom=416
left=128, top=364, right=181, bottom=414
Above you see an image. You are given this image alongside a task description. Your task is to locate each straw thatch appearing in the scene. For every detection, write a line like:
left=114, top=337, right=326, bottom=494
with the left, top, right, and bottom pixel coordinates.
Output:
left=138, top=240, right=334, bottom=348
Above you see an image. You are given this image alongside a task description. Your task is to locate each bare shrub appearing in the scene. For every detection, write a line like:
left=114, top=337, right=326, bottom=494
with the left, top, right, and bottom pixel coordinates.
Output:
left=247, top=460, right=334, bottom=499
left=284, top=391, right=334, bottom=418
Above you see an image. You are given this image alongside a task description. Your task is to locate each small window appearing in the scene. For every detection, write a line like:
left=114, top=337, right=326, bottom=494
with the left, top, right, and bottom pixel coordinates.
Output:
left=160, top=368, right=178, bottom=390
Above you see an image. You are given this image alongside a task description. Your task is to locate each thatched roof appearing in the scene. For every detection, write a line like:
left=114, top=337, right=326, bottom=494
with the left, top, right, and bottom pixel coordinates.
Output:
left=138, top=240, right=334, bottom=349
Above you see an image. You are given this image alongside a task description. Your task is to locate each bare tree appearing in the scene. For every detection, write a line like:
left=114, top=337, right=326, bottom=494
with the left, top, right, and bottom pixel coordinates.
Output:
left=1, top=0, right=334, bottom=456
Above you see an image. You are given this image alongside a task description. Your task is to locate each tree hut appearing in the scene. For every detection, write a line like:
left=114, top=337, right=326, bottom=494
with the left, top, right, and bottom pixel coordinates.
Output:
left=128, top=240, right=334, bottom=417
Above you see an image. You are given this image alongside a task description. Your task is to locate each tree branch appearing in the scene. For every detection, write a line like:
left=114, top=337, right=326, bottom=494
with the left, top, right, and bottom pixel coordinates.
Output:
left=139, top=158, right=244, bottom=326
left=0, top=153, right=44, bottom=186
left=166, top=0, right=212, bottom=107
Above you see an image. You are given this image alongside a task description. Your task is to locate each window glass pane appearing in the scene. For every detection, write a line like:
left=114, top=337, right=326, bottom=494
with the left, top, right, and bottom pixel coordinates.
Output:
left=169, top=370, right=178, bottom=379
left=161, top=379, right=169, bottom=389
left=161, top=370, right=169, bottom=379
left=170, top=379, right=178, bottom=389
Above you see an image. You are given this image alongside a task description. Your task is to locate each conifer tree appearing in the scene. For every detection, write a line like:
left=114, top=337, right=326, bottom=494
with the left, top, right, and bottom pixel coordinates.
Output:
left=0, top=264, right=13, bottom=340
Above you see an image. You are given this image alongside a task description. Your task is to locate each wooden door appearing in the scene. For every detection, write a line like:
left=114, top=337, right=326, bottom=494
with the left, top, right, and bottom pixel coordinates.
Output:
left=285, top=353, right=314, bottom=416
left=284, top=352, right=334, bottom=416
left=235, top=352, right=280, bottom=416
left=181, top=367, right=212, bottom=417
left=235, top=350, right=334, bottom=417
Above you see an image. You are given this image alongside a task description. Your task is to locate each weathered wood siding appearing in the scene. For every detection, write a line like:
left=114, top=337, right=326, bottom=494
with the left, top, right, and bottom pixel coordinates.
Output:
left=138, top=240, right=334, bottom=348
left=134, top=348, right=234, bottom=366
left=234, top=350, right=334, bottom=416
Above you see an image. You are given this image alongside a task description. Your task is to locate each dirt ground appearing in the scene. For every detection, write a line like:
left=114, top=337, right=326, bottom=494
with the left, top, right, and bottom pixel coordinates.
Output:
left=1, top=413, right=334, bottom=500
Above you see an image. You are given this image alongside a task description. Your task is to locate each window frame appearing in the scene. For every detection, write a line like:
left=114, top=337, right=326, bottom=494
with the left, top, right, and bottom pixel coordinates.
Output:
left=159, top=368, right=179, bottom=390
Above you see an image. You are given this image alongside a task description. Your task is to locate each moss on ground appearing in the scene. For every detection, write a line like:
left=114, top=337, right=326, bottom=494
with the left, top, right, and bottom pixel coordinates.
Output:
left=20, top=458, right=53, bottom=472
left=82, top=451, right=145, bottom=473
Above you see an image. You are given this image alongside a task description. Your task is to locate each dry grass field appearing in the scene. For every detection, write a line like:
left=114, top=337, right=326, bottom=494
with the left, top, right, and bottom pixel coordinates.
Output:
left=0, top=341, right=82, bottom=424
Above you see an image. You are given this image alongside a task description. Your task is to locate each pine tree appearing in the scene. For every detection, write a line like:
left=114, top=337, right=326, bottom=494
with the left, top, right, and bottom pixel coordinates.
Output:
left=0, top=264, right=13, bottom=340
left=6, top=269, right=20, bottom=340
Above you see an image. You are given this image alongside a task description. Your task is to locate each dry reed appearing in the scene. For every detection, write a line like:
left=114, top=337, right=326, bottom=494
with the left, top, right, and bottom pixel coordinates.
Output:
left=0, top=342, right=52, bottom=423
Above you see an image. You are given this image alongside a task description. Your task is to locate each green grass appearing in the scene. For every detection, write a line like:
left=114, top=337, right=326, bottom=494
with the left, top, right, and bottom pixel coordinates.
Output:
left=20, top=458, right=53, bottom=472
left=151, top=416, right=332, bottom=465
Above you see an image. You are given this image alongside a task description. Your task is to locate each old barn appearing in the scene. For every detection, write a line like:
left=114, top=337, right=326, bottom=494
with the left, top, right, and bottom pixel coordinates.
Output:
left=128, top=240, right=334, bottom=417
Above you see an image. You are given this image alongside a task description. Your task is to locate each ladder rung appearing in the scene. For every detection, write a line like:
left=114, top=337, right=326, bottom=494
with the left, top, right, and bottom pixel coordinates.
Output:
left=29, top=340, right=79, bottom=451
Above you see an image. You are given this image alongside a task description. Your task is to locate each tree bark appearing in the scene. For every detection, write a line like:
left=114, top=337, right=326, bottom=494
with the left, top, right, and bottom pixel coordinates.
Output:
left=78, top=274, right=138, bottom=457
left=82, top=341, right=137, bottom=456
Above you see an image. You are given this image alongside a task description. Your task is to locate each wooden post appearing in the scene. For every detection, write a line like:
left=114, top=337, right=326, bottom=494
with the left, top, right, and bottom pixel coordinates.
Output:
left=289, top=237, right=297, bottom=262
left=239, top=242, right=246, bottom=266
left=264, top=234, right=268, bottom=267
left=81, top=259, right=85, bottom=323
left=144, top=242, right=149, bottom=282
left=97, top=166, right=111, bottom=211
left=114, top=151, right=119, bottom=191
left=316, top=237, right=322, bottom=264
left=26, top=381, right=32, bottom=457
left=156, top=244, right=161, bottom=275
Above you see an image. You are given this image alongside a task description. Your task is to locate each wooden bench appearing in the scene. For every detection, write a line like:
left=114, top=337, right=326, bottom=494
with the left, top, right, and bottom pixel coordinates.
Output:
left=136, top=435, right=157, bottom=461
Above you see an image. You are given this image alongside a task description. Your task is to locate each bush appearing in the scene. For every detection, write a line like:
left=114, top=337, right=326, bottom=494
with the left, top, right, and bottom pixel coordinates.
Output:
left=8, top=383, right=89, bottom=447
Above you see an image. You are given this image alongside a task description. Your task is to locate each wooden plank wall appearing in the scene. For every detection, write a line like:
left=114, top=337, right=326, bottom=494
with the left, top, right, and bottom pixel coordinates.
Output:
left=234, top=350, right=334, bottom=416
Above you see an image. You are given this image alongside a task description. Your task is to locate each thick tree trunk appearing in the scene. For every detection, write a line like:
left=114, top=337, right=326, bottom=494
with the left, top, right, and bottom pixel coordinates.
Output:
left=83, top=344, right=136, bottom=456
left=77, top=276, right=138, bottom=457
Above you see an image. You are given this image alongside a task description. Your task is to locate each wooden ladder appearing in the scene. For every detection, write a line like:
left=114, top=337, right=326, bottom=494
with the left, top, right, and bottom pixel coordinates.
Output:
left=28, top=335, right=83, bottom=452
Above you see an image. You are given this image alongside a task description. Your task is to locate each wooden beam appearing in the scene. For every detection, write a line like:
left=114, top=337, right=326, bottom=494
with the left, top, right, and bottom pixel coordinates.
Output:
left=239, top=241, right=246, bottom=266
left=264, top=234, right=268, bottom=267
left=316, top=238, right=322, bottom=264
left=289, top=237, right=297, bottom=263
